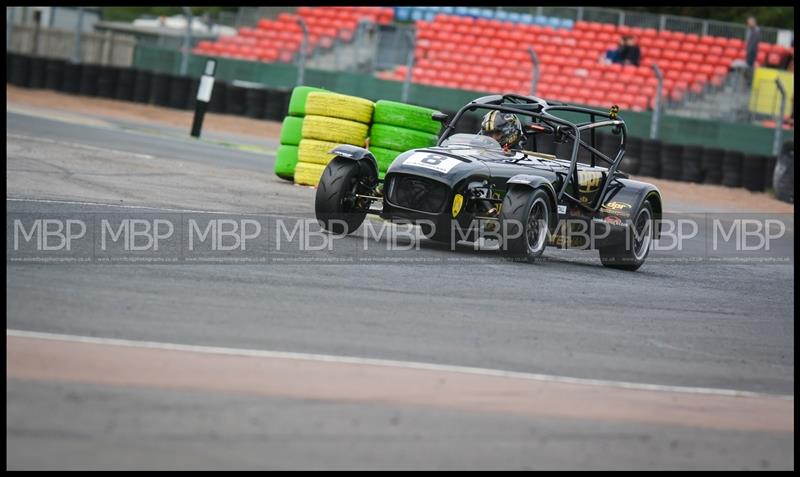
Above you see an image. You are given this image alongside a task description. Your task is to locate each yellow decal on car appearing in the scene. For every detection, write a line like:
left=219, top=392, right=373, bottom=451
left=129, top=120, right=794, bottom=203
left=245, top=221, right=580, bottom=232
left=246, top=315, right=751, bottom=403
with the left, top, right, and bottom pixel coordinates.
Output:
left=452, top=193, right=464, bottom=218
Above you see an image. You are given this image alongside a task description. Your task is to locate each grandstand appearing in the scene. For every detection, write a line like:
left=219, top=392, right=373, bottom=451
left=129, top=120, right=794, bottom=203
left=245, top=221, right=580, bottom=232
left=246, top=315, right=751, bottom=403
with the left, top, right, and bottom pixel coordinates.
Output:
left=193, top=6, right=793, bottom=112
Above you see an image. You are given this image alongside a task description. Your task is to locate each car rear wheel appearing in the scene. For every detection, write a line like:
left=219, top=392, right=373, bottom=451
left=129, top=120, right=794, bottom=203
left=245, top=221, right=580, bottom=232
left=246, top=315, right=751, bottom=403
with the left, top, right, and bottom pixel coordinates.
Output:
left=499, top=187, right=551, bottom=262
left=315, top=157, right=376, bottom=235
left=599, top=201, right=654, bottom=271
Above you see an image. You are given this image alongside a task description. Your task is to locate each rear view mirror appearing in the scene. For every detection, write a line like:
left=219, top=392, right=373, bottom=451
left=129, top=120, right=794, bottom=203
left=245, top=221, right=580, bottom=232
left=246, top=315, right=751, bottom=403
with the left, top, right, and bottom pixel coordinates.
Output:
left=432, top=112, right=449, bottom=123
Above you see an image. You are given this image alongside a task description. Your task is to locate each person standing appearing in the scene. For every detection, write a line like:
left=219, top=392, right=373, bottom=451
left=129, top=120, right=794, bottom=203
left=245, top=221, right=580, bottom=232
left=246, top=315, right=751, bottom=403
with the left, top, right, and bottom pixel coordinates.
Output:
left=744, top=16, right=760, bottom=85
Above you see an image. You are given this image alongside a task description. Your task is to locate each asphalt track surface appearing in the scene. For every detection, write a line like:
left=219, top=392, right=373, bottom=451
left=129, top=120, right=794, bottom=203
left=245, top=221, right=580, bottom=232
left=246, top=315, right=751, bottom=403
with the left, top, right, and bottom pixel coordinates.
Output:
left=6, top=109, right=794, bottom=469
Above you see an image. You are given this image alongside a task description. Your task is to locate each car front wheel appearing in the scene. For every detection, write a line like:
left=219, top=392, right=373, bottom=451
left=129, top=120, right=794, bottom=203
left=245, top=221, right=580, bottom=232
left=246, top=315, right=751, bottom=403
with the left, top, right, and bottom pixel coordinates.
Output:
left=499, top=186, right=551, bottom=262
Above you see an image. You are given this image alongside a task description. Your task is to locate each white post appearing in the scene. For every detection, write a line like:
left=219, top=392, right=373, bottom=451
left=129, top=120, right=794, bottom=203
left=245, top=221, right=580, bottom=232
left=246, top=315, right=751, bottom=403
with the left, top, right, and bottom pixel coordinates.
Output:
left=528, top=46, right=540, bottom=96
left=401, top=30, right=415, bottom=103
left=650, top=63, right=664, bottom=140
left=773, top=79, right=786, bottom=156
left=297, top=17, right=309, bottom=86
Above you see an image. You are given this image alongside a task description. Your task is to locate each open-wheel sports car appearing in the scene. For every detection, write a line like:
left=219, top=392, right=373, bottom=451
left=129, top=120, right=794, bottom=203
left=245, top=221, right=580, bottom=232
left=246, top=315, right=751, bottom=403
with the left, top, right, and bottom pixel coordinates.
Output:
left=314, top=94, right=662, bottom=270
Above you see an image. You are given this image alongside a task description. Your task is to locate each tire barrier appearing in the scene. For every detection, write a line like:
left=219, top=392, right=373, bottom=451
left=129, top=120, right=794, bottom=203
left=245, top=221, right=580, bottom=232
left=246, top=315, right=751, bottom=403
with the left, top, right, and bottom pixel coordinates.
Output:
left=274, top=145, right=299, bottom=181
left=680, top=145, right=704, bottom=183
left=620, top=135, right=642, bottom=175
left=302, top=115, right=369, bottom=145
left=721, top=149, right=744, bottom=188
left=741, top=154, right=767, bottom=192
left=372, top=100, right=441, bottom=135
left=45, top=58, right=66, bottom=91
left=207, top=80, right=227, bottom=113
left=701, top=147, right=724, bottom=185
left=368, top=100, right=441, bottom=177
left=114, top=67, right=136, bottom=102
left=132, top=69, right=152, bottom=103
left=28, top=56, right=47, bottom=89
left=61, top=62, right=81, bottom=94
left=78, top=64, right=99, bottom=97
left=9, top=54, right=31, bottom=87
left=295, top=91, right=374, bottom=186
left=6, top=52, right=14, bottom=83
left=595, top=132, right=621, bottom=166
left=288, top=86, right=326, bottom=116
left=293, top=162, right=327, bottom=187
left=149, top=72, right=171, bottom=106
left=660, top=143, right=684, bottom=181
left=369, top=146, right=404, bottom=179
left=773, top=140, right=793, bottom=203
left=225, top=84, right=246, bottom=116
left=186, top=78, right=200, bottom=111
left=369, top=123, right=438, bottom=152
left=298, top=139, right=340, bottom=165
left=279, top=116, right=304, bottom=146
left=639, top=138, right=662, bottom=178
left=96, top=65, right=120, bottom=99
left=763, top=155, right=777, bottom=191
left=168, top=75, right=191, bottom=110
left=275, top=87, right=329, bottom=181
left=263, top=89, right=284, bottom=121
left=244, top=87, right=267, bottom=119
left=306, top=92, right=375, bottom=124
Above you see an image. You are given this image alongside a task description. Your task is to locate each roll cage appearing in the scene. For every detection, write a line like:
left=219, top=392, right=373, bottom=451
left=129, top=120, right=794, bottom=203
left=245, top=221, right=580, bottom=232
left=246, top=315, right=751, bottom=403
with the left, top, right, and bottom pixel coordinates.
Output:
left=436, top=94, right=627, bottom=212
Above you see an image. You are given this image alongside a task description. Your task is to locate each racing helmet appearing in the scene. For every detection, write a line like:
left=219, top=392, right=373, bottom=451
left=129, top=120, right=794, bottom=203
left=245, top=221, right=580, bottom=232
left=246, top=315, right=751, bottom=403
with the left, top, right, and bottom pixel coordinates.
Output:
left=478, top=111, right=523, bottom=149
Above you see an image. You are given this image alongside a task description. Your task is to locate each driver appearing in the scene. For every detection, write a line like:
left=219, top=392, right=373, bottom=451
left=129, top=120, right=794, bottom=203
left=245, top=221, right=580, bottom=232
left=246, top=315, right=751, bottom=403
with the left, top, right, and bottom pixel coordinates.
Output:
left=478, top=111, right=524, bottom=152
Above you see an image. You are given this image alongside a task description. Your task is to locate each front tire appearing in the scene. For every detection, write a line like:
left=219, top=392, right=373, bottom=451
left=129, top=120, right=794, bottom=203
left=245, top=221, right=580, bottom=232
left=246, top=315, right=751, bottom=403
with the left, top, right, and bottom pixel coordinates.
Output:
left=499, top=187, right=551, bottom=262
left=599, top=201, right=654, bottom=271
left=315, top=158, right=376, bottom=235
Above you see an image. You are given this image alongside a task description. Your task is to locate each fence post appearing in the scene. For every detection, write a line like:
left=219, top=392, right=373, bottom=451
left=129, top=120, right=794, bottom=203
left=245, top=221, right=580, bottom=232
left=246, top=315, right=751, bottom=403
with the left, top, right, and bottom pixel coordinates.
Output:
left=773, top=79, right=786, bottom=156
left=701, top=21, right=708, bottom=37
left=618, top=10, right=625, bottom=27
left=658, top=14, right=666, bottom=32
left=401, top=30, right=415, bottom=103
left=7, top=6, right=16, bottom=51
left=576, top=6, right=583, bottom=22
left=72, top=7, right=84, bottom=64
left=32, top=9, right=41, bottom=56
left=296, top=17, right=309, bottom=86
left=180, top=7, right=192, bottom=76
left=528, top=46, right=540, bottom=96
left=650, top=62, right=664, bottom=140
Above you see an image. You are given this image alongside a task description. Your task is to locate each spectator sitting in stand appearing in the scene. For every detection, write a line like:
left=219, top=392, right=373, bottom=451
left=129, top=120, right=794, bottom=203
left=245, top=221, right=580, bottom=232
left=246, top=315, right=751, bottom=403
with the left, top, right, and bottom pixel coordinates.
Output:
left=622, top=35, right=641, bottom=66
left=602, top=36, right=627, bottom=64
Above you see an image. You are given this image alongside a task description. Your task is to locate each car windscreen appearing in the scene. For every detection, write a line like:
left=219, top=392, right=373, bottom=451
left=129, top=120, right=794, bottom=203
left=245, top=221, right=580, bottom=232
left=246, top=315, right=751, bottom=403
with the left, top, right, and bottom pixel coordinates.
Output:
left=440, top=133, right=502, bottom=150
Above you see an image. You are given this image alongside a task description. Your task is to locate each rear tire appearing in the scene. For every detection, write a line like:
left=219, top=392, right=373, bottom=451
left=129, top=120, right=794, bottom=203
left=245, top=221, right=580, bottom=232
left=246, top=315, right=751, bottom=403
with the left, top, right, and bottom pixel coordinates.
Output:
left=315, top=158, right=376, bottom=235
left=599, top=201, right=654, bottom=271
left=499, top=187, right=551, bottom=262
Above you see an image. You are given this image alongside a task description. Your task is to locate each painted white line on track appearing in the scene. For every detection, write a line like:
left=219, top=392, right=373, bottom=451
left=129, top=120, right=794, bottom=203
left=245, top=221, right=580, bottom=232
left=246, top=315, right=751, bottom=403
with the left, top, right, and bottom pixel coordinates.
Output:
left=7, top=329, right=793, bottom=401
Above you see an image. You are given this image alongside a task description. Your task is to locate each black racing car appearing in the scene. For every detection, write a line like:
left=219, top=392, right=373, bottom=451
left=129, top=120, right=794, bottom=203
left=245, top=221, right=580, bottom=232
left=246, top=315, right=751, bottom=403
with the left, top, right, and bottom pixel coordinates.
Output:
left=314, top=94, right=662, bottom=271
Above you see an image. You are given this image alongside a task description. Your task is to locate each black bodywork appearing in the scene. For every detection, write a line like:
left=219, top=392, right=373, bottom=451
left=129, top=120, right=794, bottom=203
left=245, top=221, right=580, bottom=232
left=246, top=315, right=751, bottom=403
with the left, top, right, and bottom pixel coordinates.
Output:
left=330, top=94, right=662, bottom=250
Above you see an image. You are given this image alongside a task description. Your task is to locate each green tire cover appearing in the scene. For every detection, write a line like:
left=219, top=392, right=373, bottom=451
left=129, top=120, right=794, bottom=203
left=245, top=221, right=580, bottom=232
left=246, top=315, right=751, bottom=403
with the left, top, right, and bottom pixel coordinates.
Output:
left=287, top=86, right=326, bottom=117
left=274, top=145, right=299, bottom=180
left=279, top=116, right=304, bottom=146
left=369, top=123, right=438, bottom=151
left=369, top=146, right=403, bottom=173
left=373, top=100, right=442, bottom=135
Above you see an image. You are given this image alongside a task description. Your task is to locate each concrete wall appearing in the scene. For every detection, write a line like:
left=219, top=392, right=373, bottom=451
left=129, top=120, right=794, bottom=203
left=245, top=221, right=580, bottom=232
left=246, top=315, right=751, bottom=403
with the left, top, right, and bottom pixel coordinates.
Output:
left=8, top=24, right=136, bottom=67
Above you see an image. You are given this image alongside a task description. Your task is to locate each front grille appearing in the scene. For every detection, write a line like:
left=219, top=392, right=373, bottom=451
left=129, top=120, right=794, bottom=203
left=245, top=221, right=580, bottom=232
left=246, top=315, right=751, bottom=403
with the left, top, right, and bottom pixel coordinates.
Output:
left=388, top=174, right=450, bottom=214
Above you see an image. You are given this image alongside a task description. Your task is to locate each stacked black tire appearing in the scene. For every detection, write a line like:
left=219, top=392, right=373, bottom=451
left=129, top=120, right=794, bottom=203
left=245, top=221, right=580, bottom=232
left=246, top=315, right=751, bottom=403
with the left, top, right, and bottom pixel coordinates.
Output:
left=638, top=138, right=662, bottom=178
left=773, top=140, right=794, bottom=203
left=680, top=145, right=704, bottom=183
left=660, top=143, right=683, bottom=180
left=620, top=136, right=642, bottom=175
left=721, top=149, right=744, bottom=187
left=368, top=100, right=442, bottom=179
left=701, top=147, right=725, bottom=185
left=742, top=154, right=768, bottom=192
